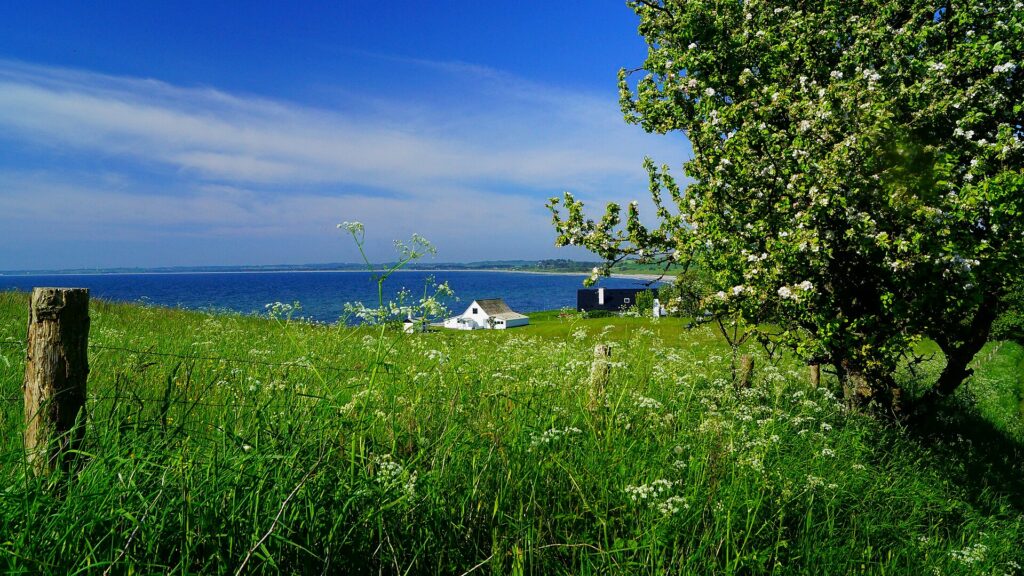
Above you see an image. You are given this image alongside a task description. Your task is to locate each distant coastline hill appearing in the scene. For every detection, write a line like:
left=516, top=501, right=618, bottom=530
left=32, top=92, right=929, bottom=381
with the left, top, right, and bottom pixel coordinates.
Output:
left=0, top=260, right=594, bottom=276
left=0, top=259, right=682, bottom=277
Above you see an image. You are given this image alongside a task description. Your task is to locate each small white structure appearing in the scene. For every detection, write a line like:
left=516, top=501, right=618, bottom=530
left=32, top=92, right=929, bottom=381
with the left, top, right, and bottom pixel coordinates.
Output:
left=403, top=317, right=428, bottom=333
left=652, top=298, right=668, bottom=318
left=443, top=298, right=529, bottom=330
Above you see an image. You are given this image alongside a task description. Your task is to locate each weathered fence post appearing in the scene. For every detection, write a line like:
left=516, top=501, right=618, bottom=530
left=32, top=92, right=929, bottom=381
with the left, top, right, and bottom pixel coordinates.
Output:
left=23, top=288, right=89, bottom=476
left=809, top=363, right=821, bottom=388
left=737, top=354, right=755, bottom=388
left=587, top=344, right=611, bottom=413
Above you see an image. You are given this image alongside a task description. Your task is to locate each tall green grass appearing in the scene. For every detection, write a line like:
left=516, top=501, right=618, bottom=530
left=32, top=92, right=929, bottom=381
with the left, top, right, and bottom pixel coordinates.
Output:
left=0, top=292, right=1021, bottom=574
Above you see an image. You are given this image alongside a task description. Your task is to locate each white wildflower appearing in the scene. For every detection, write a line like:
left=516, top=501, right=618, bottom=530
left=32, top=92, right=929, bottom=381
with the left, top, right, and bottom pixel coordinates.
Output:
left=950, top=542, right=988, bottom=565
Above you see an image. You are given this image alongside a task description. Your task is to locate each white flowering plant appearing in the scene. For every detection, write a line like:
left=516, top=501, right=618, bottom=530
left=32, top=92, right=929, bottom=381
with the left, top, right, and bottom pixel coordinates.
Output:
left=338, top=222, right=456, bottom=386
left=338, top=222, right=454, bottom=328
left=549, top=0, right=1023, bottom=413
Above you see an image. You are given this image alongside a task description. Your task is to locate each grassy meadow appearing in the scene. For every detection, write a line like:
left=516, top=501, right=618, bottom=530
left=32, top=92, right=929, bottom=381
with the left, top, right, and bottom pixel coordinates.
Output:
left=1, top=291, right=1023, bottom=574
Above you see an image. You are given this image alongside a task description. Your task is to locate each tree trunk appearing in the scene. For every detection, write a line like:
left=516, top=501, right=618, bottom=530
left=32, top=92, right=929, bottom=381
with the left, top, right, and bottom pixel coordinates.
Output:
left=23, top=288, right=90, bottom=476
left=922, top=296, right=1000, bottom=407
left=839, top=359, right=901, bottom=414
left=840, top=361, right=873, bottom=408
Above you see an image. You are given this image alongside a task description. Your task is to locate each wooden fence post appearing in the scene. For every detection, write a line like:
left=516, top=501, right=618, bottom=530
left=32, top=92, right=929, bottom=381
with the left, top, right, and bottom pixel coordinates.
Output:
left=588, top=344, right=611, bottom=413
left=809, top=363, right=821, bottom=388
left=23, top=288, right=89, bottom=476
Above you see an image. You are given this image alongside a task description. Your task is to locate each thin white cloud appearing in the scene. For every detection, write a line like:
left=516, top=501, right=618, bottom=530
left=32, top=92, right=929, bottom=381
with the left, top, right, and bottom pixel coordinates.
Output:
left=0, top=58, right=687, bottom=188
left=0, top=58, right=690, bottom=267
left=0, top=170, right=569, bottom=267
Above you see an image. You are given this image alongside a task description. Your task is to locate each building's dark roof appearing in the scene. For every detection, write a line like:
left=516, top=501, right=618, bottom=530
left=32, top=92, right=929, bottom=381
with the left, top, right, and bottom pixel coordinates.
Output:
left=472, top=298, right=528, bottom=321
left=577, top=288, right=647, bottom=295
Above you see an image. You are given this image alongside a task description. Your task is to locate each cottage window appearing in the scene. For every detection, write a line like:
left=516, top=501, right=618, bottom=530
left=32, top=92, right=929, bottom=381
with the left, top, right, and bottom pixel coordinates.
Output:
left=624, top=297, right=631, bottom=304
left=472, top=307, right=479, bottom=314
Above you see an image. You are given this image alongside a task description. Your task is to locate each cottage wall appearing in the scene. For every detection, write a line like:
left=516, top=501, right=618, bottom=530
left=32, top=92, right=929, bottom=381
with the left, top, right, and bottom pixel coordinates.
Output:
left=463, top=301, right=494, bottom=328
left=577, top=288, right=647, bottom=312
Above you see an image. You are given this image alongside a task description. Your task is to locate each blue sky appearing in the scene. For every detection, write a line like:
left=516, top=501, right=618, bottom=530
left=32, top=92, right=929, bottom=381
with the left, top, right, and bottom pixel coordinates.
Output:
left=0, top=1, right=691, bottom=270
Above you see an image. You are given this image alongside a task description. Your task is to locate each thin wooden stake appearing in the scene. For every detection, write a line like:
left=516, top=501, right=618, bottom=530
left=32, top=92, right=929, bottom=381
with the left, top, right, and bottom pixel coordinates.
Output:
left=23, top=287, right=89, bottom=476
left=809, top=363, right=821, bottom=388
left=737, top=354, right=755, bottom=388
left=588, top=344, right=611, bottom=413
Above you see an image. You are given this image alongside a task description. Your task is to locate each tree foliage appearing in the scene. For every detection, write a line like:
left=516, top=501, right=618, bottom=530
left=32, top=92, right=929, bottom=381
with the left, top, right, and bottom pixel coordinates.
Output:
left=550, top=0, right=1023, bottom=409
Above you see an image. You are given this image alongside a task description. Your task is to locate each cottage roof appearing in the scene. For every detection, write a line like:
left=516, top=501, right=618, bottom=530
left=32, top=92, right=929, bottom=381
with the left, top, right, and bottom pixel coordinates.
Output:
left=473, top=298, right=528, bottom=321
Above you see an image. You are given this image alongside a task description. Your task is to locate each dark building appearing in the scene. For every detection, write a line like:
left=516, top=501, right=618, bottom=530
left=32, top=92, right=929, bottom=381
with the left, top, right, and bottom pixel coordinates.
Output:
left=577, top=288, right=647, bottom=312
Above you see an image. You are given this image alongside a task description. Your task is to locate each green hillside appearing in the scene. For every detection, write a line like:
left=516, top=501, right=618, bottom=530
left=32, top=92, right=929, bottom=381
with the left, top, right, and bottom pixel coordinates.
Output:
left=1, top=292, right=1021, bottom=574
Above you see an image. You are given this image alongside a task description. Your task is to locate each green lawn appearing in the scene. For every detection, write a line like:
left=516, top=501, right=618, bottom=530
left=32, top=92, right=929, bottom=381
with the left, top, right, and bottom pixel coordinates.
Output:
left=1, top=291, right=1022, bottom=574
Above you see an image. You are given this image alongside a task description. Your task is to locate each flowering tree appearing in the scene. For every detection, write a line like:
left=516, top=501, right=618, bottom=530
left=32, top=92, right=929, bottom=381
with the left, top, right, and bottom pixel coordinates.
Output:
left=550, top=0, right=1023, bottom=410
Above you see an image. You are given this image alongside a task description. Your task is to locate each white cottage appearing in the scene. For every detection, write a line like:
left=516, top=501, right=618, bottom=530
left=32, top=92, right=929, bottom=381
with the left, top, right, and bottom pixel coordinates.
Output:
left=402, top=317, right=429, bottom=333
left=443, top=298, right=529, bottom=330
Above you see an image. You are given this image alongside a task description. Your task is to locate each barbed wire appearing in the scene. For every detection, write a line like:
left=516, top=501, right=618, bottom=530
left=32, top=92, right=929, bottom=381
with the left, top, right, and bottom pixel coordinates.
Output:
left=1, top=394, right=330, bottom=408
left=88, top=344, right=364, bottom=373
left=1, top=340, right=390, bottom=407
left=2, top=341, right=367, bottom=374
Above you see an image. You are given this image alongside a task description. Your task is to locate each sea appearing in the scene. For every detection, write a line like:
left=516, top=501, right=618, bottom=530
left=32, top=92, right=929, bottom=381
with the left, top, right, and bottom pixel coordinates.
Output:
left=0, top=270, right=663, bottom=324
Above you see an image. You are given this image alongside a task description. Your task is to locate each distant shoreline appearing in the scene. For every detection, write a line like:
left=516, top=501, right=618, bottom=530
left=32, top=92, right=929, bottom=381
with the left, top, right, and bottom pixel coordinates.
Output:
left=0, top=268, right=673, bottom=283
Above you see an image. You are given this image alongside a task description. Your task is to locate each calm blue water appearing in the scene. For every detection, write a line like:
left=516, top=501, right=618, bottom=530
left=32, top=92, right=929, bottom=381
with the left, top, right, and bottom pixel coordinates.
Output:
left=0, top=270, right=661, bottom=324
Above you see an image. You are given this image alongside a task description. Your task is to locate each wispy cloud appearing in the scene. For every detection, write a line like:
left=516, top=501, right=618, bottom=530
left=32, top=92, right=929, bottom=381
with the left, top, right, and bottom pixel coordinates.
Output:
left=0, top=58, right=690, bottom=268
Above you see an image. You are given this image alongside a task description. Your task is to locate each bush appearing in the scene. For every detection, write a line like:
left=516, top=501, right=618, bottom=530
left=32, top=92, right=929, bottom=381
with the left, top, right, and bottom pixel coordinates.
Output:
left=992, top=282, right=1024, bottom=343
left=632, top=289, right=656, bottom=316
left=659, top=269, right=712, bottom=318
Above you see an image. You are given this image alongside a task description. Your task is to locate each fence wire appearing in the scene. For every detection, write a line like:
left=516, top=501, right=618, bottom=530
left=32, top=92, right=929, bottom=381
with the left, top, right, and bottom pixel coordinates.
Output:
left=2, top=341, right=363, bottom=373
left=88, top=344, right=363, bottom=373
left=2, top=340, right=378, bottom=406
